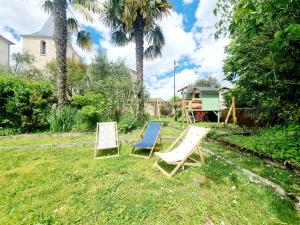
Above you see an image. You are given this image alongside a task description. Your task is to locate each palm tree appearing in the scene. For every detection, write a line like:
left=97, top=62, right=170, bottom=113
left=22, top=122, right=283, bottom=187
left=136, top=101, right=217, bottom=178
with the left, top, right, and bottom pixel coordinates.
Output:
left=101, top=0, right=172, bottom=115
left=41, top=0, right=100, bottom=107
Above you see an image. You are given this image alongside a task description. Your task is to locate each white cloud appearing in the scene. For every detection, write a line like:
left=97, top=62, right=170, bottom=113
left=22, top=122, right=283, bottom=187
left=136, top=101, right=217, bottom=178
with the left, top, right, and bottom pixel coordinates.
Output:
left=100, top=10, right=196, bottom=81
left=147, top=69, right=201, bottom=100
left=0, top=0, right=232, bottom=96
left=0, top=0, right=49, bottom=54
left=183, top=0, right=194, bottom=5
left=191, top=0, right=231, bottom=87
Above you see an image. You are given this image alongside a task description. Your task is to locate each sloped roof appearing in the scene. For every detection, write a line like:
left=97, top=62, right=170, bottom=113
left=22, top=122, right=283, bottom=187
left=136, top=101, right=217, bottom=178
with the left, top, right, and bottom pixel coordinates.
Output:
left=24, top=15, right=54, bottom=37
left=0, top=35, right=14, bottom=45
left=178, top=85, right=219, bottom=93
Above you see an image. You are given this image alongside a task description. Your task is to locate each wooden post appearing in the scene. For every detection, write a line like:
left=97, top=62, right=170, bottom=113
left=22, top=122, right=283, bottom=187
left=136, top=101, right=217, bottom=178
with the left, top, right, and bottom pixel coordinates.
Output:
left=232, top=97, right=237, bottom=125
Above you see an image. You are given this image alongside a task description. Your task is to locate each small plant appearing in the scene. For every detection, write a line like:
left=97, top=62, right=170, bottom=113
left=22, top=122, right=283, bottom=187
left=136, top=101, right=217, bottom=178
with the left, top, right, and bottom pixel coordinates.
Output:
left=118, top=113, right=149, bottom=133
left=48, top=106, right=77, bottom=132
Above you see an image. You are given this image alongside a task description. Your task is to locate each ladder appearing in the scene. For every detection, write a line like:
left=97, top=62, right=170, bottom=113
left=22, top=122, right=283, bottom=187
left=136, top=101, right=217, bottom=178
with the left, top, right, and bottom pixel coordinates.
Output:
left=183, top=109, right=195, bottom=124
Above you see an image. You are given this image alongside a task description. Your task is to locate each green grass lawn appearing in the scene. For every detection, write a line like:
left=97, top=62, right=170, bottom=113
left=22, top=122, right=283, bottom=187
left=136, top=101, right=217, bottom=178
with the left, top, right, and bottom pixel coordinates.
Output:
left=0, top=126, right=299, bottom=224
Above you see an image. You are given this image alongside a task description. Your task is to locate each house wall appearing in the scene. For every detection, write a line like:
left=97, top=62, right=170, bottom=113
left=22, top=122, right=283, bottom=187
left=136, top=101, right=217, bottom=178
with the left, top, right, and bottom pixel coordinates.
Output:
left=0, top=38, right=10, bottom=65
left=23, top=36, right=81, bottom=70
left=199, top=93, right=220, bottom=111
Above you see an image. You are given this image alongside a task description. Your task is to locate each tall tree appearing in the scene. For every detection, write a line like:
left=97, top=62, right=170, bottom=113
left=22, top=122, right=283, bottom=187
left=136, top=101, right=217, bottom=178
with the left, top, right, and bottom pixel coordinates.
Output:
left=101, top=0, right=171, bottom=115
left=215, top=0, right=300, bottom=124
left=41, top=0, right=100, bottom=107
left=194, top=76, right=220, bottom=88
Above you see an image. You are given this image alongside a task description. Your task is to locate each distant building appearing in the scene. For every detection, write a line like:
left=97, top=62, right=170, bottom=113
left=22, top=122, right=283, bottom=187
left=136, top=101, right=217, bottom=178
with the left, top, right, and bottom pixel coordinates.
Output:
left=0, top=35, right=14, bottom=66
left=22, top=15, right=81, bottom=70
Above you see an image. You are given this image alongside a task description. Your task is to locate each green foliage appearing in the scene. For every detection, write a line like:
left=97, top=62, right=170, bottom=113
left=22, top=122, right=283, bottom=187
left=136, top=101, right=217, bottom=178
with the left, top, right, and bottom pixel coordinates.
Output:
left=46, top=58, right=88, bottom=96
left=220, top=124, right=300, bottom=166
left=41, top=0, right=101, bottom=51
left=194, top=76, right=220, bottom=88
left=0, top=75, right=54, bottom=133
left=118, top=113, right=149, bottom=133
left=0, top=128, right=21, bottom=136
left=48, top=106, right=77, bottom=132
left=216, top=0, right=300, bottom=124
left=101, top=0, right=171, bottom=58
left=10, top=52, right=43, bottom=80
left=77, top=106, right=101, bottom=131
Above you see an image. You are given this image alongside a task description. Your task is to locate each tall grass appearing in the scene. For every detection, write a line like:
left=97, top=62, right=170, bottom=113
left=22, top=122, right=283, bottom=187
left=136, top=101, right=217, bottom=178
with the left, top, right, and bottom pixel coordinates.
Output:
left=48, top=106, right=77, bottom=132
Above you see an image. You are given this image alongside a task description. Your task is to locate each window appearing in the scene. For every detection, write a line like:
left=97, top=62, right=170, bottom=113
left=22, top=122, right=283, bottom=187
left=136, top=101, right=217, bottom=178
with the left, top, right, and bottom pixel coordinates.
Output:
left=40, top=40, right=46, bottom=55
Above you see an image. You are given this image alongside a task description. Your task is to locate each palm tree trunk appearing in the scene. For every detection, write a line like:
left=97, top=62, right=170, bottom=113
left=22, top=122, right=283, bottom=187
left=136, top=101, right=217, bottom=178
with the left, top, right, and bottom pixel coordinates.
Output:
left=53, top=0, right=68, bottom=108
left=135, top=15, right=145, bottom=116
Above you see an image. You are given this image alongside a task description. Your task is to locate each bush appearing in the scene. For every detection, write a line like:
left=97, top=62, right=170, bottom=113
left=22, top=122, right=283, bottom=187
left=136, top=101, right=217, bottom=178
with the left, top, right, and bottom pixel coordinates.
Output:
left=72, top=93, right=105, bottom=130
left=160, top=102, right=173, bottom=116
left=0, top=75, right=54, bottom=133
left=76, top=106, right=100, bottom=131
left=0, top=128, right=21, bottom=136
left=48, top=106, right=77, bottom=132
left=118, top=113, right=149, bottom=133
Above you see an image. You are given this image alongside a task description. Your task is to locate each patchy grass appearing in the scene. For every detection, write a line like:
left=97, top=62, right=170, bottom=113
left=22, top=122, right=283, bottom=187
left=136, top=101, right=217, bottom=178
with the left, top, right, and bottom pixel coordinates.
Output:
left=203, top=141, right=300, bottom=196
left=0, top=126, right=299, bottom=224
left=0, top=134, right=95, bottom=147
left=213, top=124, right=300, bottom=166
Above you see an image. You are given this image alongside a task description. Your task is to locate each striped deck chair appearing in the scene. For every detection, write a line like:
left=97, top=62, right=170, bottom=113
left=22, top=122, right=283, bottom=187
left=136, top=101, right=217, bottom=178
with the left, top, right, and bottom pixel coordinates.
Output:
left=131, top=122, right=163, bottom=159
left=94, top=122, right=119, bottom=159
left=154, top=126, right=210, bottom=177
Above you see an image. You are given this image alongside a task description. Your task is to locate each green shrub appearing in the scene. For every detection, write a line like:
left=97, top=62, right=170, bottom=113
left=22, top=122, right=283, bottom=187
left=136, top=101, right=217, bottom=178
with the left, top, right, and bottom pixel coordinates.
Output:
left=48, top=106, right=77, bottom=132
left=77, top=106, right=100, bottom=131
left=72, top=93, right=105, bottom=130
left=0, top=128, right=21, bottom=136
left=118, top=113, right=149, bottom=133
left=0, top=75, right=54, bottom=132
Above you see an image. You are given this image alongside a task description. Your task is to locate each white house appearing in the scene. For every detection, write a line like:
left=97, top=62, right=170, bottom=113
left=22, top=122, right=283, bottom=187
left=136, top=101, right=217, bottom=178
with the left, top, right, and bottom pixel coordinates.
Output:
left=0, top=35, right=14, bottom=66
left=22, top=15, right=81, bottom=70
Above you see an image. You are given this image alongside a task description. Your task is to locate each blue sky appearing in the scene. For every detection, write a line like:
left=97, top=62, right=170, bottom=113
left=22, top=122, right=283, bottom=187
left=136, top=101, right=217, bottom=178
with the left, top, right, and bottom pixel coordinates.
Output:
left=0, top=0, right=231, bottom=99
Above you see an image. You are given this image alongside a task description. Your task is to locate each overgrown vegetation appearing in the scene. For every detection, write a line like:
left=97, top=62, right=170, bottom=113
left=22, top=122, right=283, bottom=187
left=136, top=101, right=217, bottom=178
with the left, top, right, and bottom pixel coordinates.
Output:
left=216, top=0, right=300, bottom=125
left=48, top=106, right=77, bottom=132
left=0, top=75, right=54, bottom=133
left=216, top=124, right=300, bottom=166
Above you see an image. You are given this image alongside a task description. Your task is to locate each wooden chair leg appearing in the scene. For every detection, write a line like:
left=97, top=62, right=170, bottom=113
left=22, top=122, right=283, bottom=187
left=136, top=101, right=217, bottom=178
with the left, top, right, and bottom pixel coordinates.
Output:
left=197, top=146, right=205, bottom=164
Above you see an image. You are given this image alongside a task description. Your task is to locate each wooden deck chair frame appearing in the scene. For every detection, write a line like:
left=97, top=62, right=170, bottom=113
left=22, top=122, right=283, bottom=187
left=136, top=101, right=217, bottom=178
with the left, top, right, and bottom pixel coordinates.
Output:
left=130, top=122, right=163, bottom=159
left=94, top=122, right=120, bottom=159
left=154, top=127, right=207, bottom=178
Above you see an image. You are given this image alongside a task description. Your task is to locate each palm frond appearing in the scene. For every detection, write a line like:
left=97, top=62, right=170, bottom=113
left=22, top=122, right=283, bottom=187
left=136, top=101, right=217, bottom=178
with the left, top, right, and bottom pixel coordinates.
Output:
left=41, top=0, right=53, bottom=13
left=67, top=18, right=79, bottom=32
left=72, top=3, right=95, bottom=22
left=146, top=25, right=165, bottom=47
left=144, top=44, right=162, bottom=60
left=77, top=30, right=93, bottom=51
left=111, top=30, right=129, bottom=46
left=70, top=0, right=102, bottom=13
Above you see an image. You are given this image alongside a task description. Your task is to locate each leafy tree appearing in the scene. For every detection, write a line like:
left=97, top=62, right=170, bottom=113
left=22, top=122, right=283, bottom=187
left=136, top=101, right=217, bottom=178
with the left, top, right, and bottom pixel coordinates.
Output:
left=10, top=52, right=43, bottom=80
left=71, top=53, right=140, bottom=127
left=194, top=76, right=220, bottom=88
left=11, top=52, right=35, bottom=73
left=41, top=0, right=101, bottom=107
left=46, top=58, right=88, bottom=97
left=101, top=0, right=172, bottom=115
left=215, top=0, right=300, bottom=124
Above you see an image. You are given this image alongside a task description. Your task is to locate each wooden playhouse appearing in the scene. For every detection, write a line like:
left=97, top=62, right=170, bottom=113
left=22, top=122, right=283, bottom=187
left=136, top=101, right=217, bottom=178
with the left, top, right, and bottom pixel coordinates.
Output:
left=176, top=86, right=228, bottom=123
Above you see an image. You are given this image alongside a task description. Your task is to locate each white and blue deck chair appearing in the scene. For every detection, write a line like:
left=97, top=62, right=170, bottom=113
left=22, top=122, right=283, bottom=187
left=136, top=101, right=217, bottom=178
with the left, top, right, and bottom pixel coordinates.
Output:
left=131, top=122, right=163, bottom=159
left=94, top=122, right=119, bottom=159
